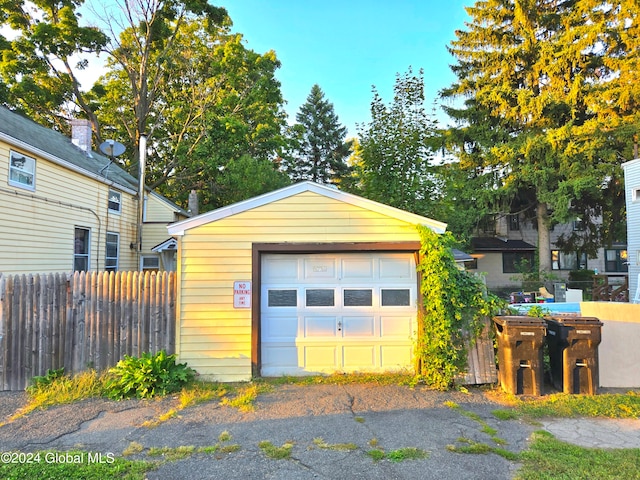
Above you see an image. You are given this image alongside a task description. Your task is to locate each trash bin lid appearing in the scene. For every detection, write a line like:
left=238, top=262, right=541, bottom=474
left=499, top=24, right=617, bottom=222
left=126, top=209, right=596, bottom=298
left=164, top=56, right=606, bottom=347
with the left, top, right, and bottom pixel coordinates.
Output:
left=493, top=315, right=547, bottom=327
left=548, top=315, right=603, bottom=327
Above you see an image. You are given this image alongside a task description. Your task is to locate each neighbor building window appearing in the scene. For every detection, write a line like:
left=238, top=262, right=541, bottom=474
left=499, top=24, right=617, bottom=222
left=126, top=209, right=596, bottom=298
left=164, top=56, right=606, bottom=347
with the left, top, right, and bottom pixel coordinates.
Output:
left=141, top=255, right=160, bottom=272
left=605, top=249, right=628, bottom=272
left=9, top=151, right=36, bottom=190
left=74, top=227, right=90, bottom=271
left=502, top=252, right=535, bottom=274
left=573, top=219, right=585, bottom=231
left=105, top=232, right=119, bottom=272
left=551, top=251, right=586, bottom=270
left=108, top=190, right=122, bottom=213
left=508, top=214, right=520, bottom=231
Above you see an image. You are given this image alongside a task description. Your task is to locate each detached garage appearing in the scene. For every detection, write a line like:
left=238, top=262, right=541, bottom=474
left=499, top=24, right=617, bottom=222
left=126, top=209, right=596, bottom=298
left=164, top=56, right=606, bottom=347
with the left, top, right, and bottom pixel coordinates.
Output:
left=167, top=182, right=446, bottom=382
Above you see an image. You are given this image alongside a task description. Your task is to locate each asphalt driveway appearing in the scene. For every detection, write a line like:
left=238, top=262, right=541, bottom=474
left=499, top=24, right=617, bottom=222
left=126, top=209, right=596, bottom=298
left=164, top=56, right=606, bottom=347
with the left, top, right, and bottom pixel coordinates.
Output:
left=0, top=383, right=539, bottom=479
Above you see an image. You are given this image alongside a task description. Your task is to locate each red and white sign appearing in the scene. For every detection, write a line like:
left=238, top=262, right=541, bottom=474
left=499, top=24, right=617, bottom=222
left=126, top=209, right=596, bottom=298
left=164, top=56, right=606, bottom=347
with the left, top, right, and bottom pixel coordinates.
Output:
left=233, top=281, right=252, bottom=308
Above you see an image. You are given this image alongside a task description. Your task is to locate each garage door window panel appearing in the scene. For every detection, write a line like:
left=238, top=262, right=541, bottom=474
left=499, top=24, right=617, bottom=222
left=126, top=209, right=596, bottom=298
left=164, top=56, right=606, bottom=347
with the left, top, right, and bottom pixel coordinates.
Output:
left=306, top=289, right=335, bottom=307
left=343, top=289, right=373, bottom=307
left=268, top=289, right=297, bottom=307
left=381, top=289, right=411, bottom=306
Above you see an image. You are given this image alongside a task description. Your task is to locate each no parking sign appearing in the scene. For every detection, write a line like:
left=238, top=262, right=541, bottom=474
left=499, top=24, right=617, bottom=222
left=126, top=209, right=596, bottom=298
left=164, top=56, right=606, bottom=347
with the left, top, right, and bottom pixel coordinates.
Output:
left=233, top=281, right=251, bottom=308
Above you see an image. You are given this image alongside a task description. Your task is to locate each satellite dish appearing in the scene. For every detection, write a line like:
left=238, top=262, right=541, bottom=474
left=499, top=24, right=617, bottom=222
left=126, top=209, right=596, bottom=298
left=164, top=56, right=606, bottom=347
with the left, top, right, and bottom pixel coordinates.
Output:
left=99, top=139, right=126, bottom=158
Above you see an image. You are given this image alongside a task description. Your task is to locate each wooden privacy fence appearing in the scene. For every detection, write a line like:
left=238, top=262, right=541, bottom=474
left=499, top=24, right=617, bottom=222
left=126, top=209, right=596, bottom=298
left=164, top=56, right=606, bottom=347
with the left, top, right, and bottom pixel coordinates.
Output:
left=0, top=271, right=176, bottom=391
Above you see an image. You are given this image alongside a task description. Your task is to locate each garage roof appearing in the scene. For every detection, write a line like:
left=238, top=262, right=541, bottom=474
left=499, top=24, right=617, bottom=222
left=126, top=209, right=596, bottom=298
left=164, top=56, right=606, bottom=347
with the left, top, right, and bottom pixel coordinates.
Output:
left=168, top=181, right=447, bottom=236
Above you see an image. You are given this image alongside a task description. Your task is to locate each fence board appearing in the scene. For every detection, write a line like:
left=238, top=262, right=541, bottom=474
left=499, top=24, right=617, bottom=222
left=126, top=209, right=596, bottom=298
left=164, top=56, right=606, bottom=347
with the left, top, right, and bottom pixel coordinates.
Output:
left=0, top=271, right=176, bottom=390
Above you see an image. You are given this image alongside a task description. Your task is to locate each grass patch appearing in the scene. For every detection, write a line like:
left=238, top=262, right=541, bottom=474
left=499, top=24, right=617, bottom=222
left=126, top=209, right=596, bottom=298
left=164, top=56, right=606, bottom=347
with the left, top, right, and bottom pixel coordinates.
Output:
left=515, top=430, right=640, bottom=480
left=492, top=409, right=519, bottom=421
left=148, top=445, right=195, bottom=461
left=258, top=371, right=417, bottom=387
left=486, top=390, right=640, bottom=419
left=354, top=416, right=365, bottom=423
left=3, top=370, right=107, bottom=425
left=178, top=381, right=228, bottom=409
left=447, top=437, right=518, bottom=461
left=258, top=440, right=294, bottom=460
left=366, top=449, right=386, bottom=461
left=386, top=447, right=429, bottom=462
left=312, top=438, right=358, bottom=451
left=123, top=441, right=145, bottom=456
left=0, top=450, right=153, bottom=479
left=220, top=383, right=271, bottom=412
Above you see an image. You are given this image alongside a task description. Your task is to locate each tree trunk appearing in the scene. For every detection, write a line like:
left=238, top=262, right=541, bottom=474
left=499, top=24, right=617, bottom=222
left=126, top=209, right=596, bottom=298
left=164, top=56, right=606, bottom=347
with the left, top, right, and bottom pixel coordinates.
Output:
left=537, top=202, right=552, bottom=278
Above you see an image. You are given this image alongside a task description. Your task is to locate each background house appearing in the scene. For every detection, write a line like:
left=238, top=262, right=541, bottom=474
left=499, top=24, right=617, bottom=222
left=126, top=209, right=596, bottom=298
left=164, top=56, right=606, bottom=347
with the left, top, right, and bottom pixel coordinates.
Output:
left=623, top=158, right=640, bottom=302
left=167, top=181, right=447, bottom=382
left=0, top=107, right=188, bottom=274
left=467, top=212, right=627, bottom=296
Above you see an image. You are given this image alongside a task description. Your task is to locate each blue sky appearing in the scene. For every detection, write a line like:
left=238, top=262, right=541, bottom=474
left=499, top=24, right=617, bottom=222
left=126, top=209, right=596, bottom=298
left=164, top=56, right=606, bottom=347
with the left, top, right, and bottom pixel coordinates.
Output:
left=224, top=1, right=472, bottom=137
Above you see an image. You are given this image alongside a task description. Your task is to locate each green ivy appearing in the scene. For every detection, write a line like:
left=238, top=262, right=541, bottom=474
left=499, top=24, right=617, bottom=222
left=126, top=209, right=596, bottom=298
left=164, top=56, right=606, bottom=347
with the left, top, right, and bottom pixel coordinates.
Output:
left=105, top=350, right=195, bottom=400
left=416, top=226, right=505, bottom=390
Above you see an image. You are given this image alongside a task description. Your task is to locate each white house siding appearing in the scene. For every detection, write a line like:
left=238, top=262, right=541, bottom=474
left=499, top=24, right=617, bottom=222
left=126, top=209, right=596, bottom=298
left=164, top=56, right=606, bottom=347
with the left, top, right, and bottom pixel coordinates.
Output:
left=174, top=190, right=428, bottom=382
left=623, top=159, right=640, bottom=302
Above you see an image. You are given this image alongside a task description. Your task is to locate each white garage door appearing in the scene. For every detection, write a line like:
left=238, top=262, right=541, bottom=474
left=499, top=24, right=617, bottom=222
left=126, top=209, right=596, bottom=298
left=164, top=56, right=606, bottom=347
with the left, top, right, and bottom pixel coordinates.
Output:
left=261, top=252, right=417, bottom=376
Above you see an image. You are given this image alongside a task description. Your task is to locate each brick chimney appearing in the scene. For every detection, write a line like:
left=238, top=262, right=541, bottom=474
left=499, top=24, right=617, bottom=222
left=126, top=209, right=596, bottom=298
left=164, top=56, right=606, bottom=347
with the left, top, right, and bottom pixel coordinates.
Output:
left=70, top=119, right=93, bottom=155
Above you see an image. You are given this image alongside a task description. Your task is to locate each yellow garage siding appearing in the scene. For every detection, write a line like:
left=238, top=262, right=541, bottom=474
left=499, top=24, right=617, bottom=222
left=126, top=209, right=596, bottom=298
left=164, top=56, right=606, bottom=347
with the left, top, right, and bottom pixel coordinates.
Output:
left=176, top=190, right=426, bottom=382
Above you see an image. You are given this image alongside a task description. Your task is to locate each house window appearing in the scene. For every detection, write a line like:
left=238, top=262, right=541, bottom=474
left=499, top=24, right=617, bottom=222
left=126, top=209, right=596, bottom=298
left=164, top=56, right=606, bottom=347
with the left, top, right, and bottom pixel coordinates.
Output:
left=508, top=214, right=520, bottom=231
left=141, top=255, right=160, bottom=272
left=551, top=251, right=586, bottom=270
left=633, top=187, right=640, bottom=202
left=105, top=232, right=119, bottom=272
left=502, top=252, right=535, bottom=274
left=74, top=227, right=90, bottom=271
left=605, top=249, right=628, bottom=272
left=9, top=151, right=36, bottom=190
left=573, top=219, right=585, bottom=231
left=108, top=190, right=122, bottom=213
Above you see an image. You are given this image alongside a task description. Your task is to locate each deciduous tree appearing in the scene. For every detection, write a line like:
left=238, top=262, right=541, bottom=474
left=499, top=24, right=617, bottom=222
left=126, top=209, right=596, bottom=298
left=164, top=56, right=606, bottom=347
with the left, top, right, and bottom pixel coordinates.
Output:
left=353, top=67, right=439, bottom=217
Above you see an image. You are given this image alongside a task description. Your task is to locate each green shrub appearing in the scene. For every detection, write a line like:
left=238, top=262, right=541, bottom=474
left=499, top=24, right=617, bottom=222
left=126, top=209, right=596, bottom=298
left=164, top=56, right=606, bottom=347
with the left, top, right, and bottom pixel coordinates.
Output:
left=27, top=368, right=66, bottom=393
left=106, top=350, right=195, bottom=400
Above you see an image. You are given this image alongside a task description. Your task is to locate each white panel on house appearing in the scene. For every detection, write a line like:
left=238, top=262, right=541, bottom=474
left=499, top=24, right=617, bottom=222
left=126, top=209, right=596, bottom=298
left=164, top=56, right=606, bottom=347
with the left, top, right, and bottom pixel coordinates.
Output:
left=261, top=252, right=417, bottom=376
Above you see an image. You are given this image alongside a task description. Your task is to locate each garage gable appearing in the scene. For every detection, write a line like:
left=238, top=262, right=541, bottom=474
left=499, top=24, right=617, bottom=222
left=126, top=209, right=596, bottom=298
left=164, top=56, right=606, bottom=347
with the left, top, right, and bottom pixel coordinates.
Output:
left=168, top=181, right=446, bottom=236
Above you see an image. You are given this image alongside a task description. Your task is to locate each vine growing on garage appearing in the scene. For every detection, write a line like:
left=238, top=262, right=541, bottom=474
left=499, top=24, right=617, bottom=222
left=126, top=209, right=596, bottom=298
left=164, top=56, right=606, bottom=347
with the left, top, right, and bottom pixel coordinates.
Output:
left=416, top=226, right=504, bottom=390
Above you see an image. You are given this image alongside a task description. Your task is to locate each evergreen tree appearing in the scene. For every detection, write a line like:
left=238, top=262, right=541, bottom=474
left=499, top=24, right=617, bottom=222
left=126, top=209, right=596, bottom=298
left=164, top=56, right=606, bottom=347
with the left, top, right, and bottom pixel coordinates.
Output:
left=283, top=84, right=352, bottom=184
left=441, top=0, right=630, bottom=275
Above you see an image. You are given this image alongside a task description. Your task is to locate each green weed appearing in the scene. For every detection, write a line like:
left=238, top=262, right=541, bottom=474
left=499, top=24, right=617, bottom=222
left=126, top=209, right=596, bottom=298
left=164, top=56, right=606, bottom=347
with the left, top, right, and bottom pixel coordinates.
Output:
left=258, top=440, right=294, bottom=460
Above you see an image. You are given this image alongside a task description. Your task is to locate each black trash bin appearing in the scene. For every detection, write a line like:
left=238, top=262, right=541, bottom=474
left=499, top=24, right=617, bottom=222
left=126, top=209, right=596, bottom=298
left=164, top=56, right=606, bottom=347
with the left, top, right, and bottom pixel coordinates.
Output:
left=546, top=315, right=603, bottom=395
left=493, top=316, right=547, bottom=395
